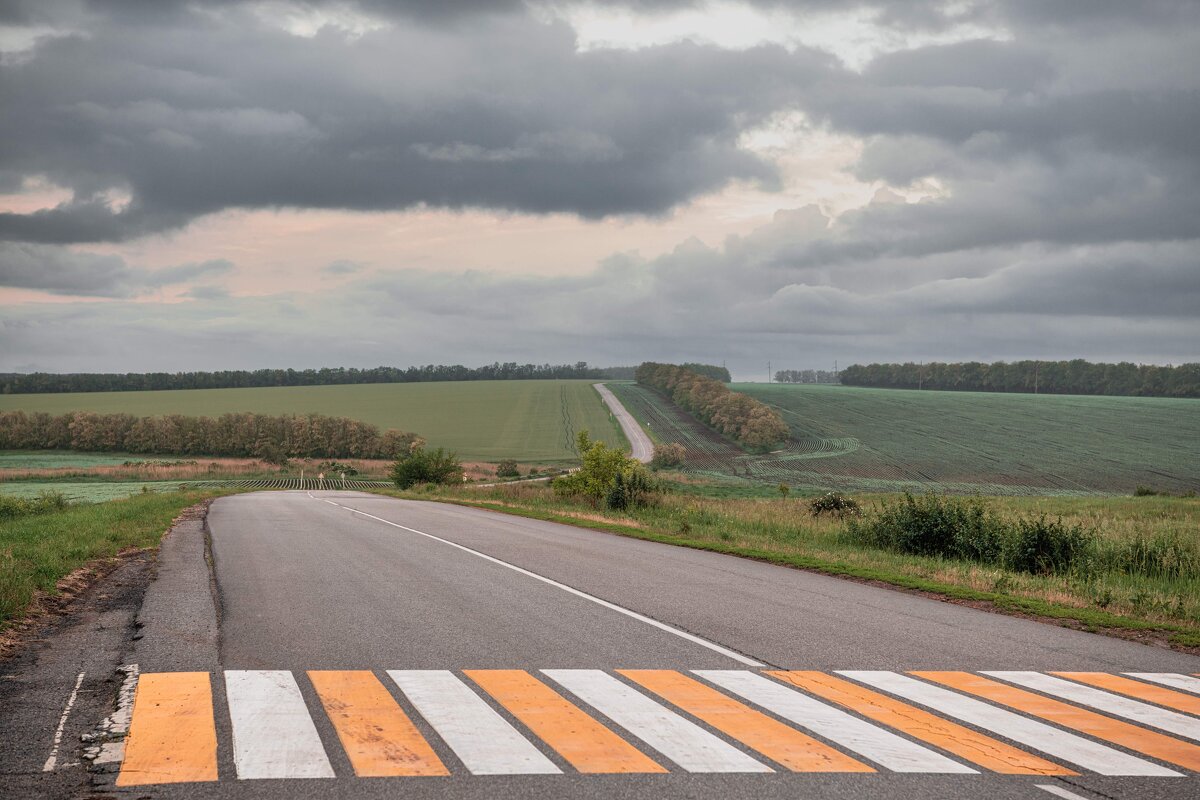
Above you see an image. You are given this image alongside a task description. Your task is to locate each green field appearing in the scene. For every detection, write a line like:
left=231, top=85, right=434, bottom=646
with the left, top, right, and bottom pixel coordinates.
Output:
left=0, top=380, right=626, bottom=462
left=0, top=451, right=188, bottom=470
left=612, top=382, right=1200, bottom=495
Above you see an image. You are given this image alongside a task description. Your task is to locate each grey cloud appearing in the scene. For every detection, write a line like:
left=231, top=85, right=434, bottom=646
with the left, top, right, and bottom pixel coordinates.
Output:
left=324, top=259, right=365, bottom=275
left=0, top=242, right=233, bottom=296
left=0, top=5, right=832, bottom=242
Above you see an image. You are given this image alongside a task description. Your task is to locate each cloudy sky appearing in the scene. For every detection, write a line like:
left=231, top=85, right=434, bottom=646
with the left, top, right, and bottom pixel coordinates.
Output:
left=1, top=0, right=1197, bottom=378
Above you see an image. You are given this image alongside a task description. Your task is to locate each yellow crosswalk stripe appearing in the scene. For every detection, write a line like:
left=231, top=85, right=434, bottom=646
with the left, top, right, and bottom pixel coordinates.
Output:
left=466, top=669, right=666, bottom=773
left=116, top=672, right=218, bottom=786
left=773, top=671, right=1073, bottom=775
left=916, top=671, right=1200, bottom=772
left=308, top=670, right=449, bottom=777
left=622, top=669, right=874, bottom=772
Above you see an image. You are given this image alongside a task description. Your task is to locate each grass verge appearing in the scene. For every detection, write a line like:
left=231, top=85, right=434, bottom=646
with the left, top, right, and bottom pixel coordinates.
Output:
left=0, top=489, right=237, bottom=632
left=374, top=483, right=1200, bottom=652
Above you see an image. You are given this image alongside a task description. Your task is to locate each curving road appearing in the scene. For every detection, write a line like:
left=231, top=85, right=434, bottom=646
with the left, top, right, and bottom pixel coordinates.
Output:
left=595, top=382, right=654, bottom=463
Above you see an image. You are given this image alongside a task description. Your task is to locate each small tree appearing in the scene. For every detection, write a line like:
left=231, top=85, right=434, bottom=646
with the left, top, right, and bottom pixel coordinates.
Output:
left=391, top=446, right=463, bottom=489
left=650, top=443, right=686, bottom=469
left=496, top=459, right=520, bottom=478
left=554, top=431, right=660, bottom=508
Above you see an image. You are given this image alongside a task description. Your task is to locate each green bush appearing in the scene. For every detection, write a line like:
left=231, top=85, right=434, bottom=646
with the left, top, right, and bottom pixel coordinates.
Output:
left=844, top=493, right=1095, bottom=576
left=496, top=459, right=521, bottom=478
left=390, top=446, right=463, bottom=489
left=555, top=431, right=661, bottom=509
left=1003, top=516, right=1093, bottom=575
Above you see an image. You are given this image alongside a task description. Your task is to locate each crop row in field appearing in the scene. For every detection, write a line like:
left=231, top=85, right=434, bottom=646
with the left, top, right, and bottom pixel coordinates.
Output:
left=616, top=382, right=1200, bottom=496
left=0, top=380, right=624, bottom=462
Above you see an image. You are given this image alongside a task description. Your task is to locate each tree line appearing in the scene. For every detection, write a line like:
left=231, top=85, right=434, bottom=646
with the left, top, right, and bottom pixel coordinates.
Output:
left=840, top=360, right=1200, bottom=398
left=774, top=369, right=839, bottom=384
left=0, top=362, right=627, bottom=394
left=0, top=410, right=421, bottom=460
left=636, top=363, right=790, bottom=450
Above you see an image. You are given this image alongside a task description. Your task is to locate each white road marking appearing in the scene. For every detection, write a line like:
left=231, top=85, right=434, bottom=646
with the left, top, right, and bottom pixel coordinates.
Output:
left=42, top=671, right=85, bottom=772
left=84, top=663, right=139, bottom=767
left=1035, top=784, right=1095, bottom=800
left=387, top=670, right=560, bottom=775
left=225, top=670, right=335, bottom=780
left=695, top=670, right=974, bottom=774
left=1124, top=673, right=1200, bottom=696
left=985, top=671, right=1200, bottom=742
left=839, top=671, right=1180, bottom=777
left=313, top=494, right=765, bottom=667
left=543, top=669, right=771, bottom=773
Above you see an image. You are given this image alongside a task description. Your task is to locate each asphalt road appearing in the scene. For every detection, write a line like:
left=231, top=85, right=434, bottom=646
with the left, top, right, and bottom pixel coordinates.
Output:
left=24, top=490, right=1200, bottom=799
left=595, top=382, right=653, bottom=463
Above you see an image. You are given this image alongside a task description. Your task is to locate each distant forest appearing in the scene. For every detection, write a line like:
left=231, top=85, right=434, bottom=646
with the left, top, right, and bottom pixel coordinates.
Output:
left=840, top=360, right=1200, bottom=398
left=0, top=362, right=640, bottom=394
left=0, top=410, right=420, bottom=460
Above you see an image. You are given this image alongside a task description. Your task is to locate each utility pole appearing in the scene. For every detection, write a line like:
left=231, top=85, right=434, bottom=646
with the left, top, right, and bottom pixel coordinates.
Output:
left=1034, top=361, right=1039, bottom=394
left=768, top=361, right=771, bottom=383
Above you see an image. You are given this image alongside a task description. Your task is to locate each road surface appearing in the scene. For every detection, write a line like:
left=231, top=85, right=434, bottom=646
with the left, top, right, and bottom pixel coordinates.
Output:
left=595, top=382, right=654, bottom=463
left=21, top=491, right=1200, bottom=799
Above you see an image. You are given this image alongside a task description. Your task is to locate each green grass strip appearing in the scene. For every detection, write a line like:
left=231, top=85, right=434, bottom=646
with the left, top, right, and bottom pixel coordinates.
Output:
left=0, top=489, right=236, bottom=627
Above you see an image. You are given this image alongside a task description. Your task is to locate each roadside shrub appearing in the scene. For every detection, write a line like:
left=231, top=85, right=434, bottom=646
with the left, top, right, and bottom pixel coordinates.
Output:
left=1003, top=516, right=1093, bottom=575
left=809, top=491, right=861, bottom=518
left=390, top=446, right=463, bottom=489
left=0, top=492, right=71, bottom=521
left=317, top=460, right=359, bottom=477
left=555, top=431, right=661, bottom=509
left=843, top=493, right=1095, bottom=575
left=1134, top=485, right=1164, bottom=496
left=650, top=443, right=686, bottom=469
left=496, top=459, right=520, bottom=478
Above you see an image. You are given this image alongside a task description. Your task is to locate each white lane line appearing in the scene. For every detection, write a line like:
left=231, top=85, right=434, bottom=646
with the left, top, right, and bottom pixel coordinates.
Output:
left=1035, top=784, right=1094, bottom=800
left=839, top=671, right=1180, bottom=777
left=1124, top=673, right=1200, bottom=696
left=315, top=496, right=764, bottom=667
left=695, top=670, right=974, bottom=774
left=985, top=671, right=1200, bottom=742
left=42, top=671, right=85, bottom=772
left=387, top=670, right=560, bottom=775
left=543, top=669, right=770, bottom=773
left=225, top=670, right=335, bottom=780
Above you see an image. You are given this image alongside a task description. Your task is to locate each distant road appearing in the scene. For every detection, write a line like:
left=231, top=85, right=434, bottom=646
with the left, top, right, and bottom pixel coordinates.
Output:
left=595, top=382, right=654, bottom=463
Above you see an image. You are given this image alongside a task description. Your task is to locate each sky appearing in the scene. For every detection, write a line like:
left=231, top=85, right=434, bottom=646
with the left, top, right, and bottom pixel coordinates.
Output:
left=1, top=0, right=1197, bottom=379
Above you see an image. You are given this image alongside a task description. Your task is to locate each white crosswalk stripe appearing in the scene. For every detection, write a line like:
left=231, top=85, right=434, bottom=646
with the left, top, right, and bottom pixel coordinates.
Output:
left=1125, top=673, right=1200, bottom=695
left=696, top=670, right=976, bottom=773
left=387, top=670, right=561, bottom=775
left=224, top=670, right=335, bottom=780
left=543, top=669, right=772, bottom=773
left=839, top=671, right=1181, bottom=777
left=986, top=671, right=1200, bottom=742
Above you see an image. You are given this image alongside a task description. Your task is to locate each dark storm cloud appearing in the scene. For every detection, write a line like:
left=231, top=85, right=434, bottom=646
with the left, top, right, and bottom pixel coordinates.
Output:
left=0, top=242, right=232, bottom=296
left=0, top=2, right=834, bottom=243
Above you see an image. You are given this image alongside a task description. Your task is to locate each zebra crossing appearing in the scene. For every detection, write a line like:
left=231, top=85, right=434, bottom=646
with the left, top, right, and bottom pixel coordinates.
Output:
left=111, top=669, right=1200, bottom=786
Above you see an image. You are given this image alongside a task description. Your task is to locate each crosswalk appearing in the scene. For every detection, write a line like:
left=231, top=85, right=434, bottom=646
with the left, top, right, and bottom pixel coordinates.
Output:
left=111, top=669, right=1200, bottom=786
